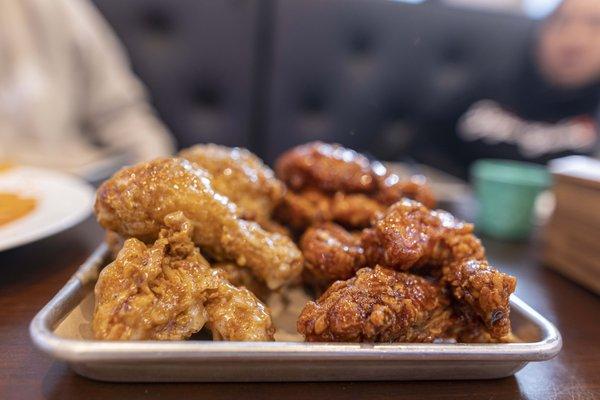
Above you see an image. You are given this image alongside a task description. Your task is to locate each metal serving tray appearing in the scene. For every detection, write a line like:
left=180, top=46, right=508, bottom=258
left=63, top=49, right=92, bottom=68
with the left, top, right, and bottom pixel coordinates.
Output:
left=30, top=244, right=561, bottom=382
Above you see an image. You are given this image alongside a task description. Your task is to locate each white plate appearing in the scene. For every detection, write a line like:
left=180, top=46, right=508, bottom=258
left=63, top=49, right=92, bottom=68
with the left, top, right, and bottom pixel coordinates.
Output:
left=0, top=166, right=95, bottom=251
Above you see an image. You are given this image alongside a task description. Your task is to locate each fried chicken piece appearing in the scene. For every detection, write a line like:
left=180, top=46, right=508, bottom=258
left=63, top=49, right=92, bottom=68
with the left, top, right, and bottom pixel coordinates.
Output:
left=443, top=259, right=516, bottom=339
left=274, top=189, right=333, bottom=232
left=213, top=261, right=270, bottom=301
left=276, top=142, right=376, bottom=193
left=362, top=199, right=516, bottom=338
left=329, top=192, right=386, bottom=228
left=276, top=142, right=435, bottom=205
left=275, top=190, right=387, bottom=231
left=179, top=144, right=285, bottom=230
left=300, top=223, right=366, bottom=284
left=94, top=158, right=303, bottom=289
left=204, top=277, right=274, bottom=341
left=93, top=212, right=274, bottom=341
left=361, top=199, right=482, bottom=270
left=297, top=266, right=453, bottom=342
left=373, top=169, right=436, bottom=208
left=274, top=142, right=436, bottom=230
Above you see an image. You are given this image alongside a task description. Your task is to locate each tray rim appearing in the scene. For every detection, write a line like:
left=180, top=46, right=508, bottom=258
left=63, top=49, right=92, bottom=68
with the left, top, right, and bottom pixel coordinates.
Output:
left=29, top=244, right=562, bottom=364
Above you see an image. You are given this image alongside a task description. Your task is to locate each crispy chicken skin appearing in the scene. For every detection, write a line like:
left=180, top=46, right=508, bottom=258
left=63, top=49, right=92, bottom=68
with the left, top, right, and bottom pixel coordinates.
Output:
left=93, top=212, right=274, bottom=341
left=300, top=223, right=366, bottom=283
left=276, top=189, right=430, bottom=231
left=276, top=142, right=376, bottom=193
left=275, top=142, right=435, bottom=208
left=373, top=171, right=435, bottom=209
left=443, top=259, right=516, bottom=339
left=362, top=199, right=516, bottom=338
left=94, top=158, right=303, bottom=289
left=179, top=144, right=285, bottom=229
left=213, top=261, right=270, bottom=301
left=274, top=190, right=334, bottom=231
left=361, top=199, right=481, bottom=270
left=274, top=142, right=435, bottom=231
left=297, top=266, right=453, bottom=342
left=329, top=193, right=386, bottom=228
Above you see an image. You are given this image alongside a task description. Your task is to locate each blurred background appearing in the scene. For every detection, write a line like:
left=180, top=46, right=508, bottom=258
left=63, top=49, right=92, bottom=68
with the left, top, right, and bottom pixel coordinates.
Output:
left=1, top=0, right=599, bottom=289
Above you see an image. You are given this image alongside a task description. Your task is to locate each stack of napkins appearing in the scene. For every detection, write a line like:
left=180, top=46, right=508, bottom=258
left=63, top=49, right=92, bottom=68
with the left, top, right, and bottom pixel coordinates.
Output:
left=544, top=156, right=600, bottom=294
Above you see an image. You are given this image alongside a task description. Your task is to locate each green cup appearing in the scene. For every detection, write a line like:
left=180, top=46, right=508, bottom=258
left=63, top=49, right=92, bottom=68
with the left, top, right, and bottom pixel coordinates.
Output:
left=471, top=159, right=551, bottom=240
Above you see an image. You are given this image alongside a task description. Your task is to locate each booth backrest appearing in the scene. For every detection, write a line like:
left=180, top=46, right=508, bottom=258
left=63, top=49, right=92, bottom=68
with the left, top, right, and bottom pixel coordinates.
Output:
left=93, top=0, right=533, bottom=161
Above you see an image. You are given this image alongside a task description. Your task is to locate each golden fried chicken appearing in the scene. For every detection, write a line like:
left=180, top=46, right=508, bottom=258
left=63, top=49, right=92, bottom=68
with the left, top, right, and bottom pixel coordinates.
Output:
left=362, top=199, right=516, bottom=338
left=373, top=169, right=436, bottom=208
left=297, top=266, right=453, bottom=342
left=275, top=190, right=409, bottom=231
left=443, top=259, right=516, bottom=339
left=328, top=192, right=386, bottom=228
left=274, top=190, right=334, bottom=231
left=213, top=261, right=270, bottom=301
left=300, top=223, right=366, bottom=284
left=274, top=142, right=435, bottom=231
left=276, top=142, right=376, bottom=193
left=93, top=212, right=274, bottom=341
left=179, top=144, right=285, bottom=230
left=276, top=142, right=435, bottom=206
left=94, top=158, right=303, bottom=289
left=361, top=199, right=481, bottom=270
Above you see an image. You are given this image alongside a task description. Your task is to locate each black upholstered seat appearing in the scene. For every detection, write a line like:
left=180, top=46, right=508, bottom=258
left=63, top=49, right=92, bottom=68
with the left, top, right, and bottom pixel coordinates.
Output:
left=93, top=0, right=533, bottom=163
left=263, top=0, right=533, bottom=162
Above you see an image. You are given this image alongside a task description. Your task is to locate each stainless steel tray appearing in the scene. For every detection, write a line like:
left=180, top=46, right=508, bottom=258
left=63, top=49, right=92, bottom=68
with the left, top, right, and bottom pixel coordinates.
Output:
left=30, top=244, right=562, bottom=382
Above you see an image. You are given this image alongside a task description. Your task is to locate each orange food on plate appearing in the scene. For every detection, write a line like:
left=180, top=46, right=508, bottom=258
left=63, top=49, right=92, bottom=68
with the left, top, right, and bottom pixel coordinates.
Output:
left=0, top=162, right=14, bottom=173
left=0, top=192, right=37, bottom=226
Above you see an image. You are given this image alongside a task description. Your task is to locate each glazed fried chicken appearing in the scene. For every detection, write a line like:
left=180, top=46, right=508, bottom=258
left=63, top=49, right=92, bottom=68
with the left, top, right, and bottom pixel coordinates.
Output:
left=373, top=169, right=436, bottom=209
left=274, top=142, right=435, bottom=231
left=276, top=190, right=385, bottom=230
left=276, top=141, right=376, bottom=193
left=362, top=199, right=516, bottom=338
left=361, top=199, right=482, bottom=270
left=297, top=266, right=453, bottom=342
left=93, top=212, right=274, bottom=341
left=298, top=198, right=515, bottom=339
left=213, top=261, right=270, bottom=301
left=443, top=259, right=516, bottom=339
left=329, top=192, right=387, bottom=228
left=300, top=223, right=366, bottom=283
left=94, top=158, right=303, bottom=289
left=179, top=144, right=285, bottom=231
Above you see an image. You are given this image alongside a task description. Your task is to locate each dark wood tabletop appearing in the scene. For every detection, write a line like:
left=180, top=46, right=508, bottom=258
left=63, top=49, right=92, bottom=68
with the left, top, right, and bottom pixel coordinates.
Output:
left=1, top=216, right=599, bottom=400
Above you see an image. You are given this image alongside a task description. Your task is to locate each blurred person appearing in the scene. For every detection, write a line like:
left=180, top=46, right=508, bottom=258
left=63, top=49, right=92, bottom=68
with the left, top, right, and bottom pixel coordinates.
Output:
left=0, top=0, right=175, bottom=178
left=415, top=0, right=600, bottom=179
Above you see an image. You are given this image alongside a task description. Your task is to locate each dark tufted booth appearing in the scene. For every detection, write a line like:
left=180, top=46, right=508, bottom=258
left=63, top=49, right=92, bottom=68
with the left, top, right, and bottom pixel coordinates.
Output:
left=263, top=0, right=533, bottom=163
left=93, top=0, right=264, bottom=150
left=92, top=0, right=534, bottom=163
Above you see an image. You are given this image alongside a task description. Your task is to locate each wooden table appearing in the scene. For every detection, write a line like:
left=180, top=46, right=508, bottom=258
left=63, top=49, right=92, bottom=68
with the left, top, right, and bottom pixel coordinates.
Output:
left=1, top=216, right=598, bottom=400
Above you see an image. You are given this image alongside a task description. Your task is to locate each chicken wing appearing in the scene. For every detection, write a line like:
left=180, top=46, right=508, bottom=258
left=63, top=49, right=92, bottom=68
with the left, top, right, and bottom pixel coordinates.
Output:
left=361, top=199, right=482, bottom=270
left=274, top=142, right=435, bottom=231
left=213, top=261, right=270, bottom=301
left=297, top=266, right=453, bottom=342
left=276, top=141, right=376, bottom=193
left=94, top=158, right=303, bottom=289
left=362, top=199, right=516, bottom=338
left=443, top=259, right=516, bottom=339
left=373, top=168, right=436, bottom=208
left=274, top=190, right=334, bottom=231
left=179, top=144, right=285, bottom=230
left=300, top=223, right=366, bottom=284
left=93, top=212, right=274, bottom=341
